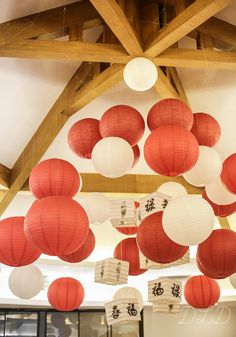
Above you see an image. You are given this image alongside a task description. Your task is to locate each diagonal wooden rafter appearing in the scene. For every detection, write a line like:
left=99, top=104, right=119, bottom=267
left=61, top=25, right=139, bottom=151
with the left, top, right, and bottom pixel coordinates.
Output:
left=155, top=67, right=182, bottom=100
left=89, top=0, right=143, bottom=55
left=0, top=163, right=11, bottom=189
left=167, top=67, right=190, bottom=105
left=145, top=0, right=232, bottom=58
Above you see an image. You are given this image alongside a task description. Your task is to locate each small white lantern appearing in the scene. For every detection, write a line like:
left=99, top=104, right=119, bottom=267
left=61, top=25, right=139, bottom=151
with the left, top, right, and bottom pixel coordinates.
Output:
left=123, top=57, right=158, bottom=92
left=229, top=273, right=236, bottom=289
left=148, top=278, right=182, bottom=305
left=140, top=191, right=172, bottom=221
left=92, top=137, right=134, bottom=178
left=153, top=303, right=181, bottom=313
left=79, top=193, right=110, bottom=224
left=113, top=287, right=144, bottom=311
left=8, top=265, right=44, bottom=299
left=183, top=146, right=222, bottom=187
left=205, top=177, right=236, bottom=205
left=139, top=250, right=190, bottom=270
left=105, top=298, right=141, bottom=325
left=110, top=199, right=138, bottom=227
left=157, top=182, right=187, bottom=199
left=95, top=258, right=129, bottom=285
left=163, top=195, right=215, bottom=246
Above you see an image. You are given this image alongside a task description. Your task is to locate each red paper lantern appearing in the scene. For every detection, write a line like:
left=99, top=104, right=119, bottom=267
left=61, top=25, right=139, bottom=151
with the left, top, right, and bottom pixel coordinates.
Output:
left=0, top=217, right=41, bottom=267
left=68, top=118, right=102, bottom=159
left=202, top=190, right=236, bottom=217
left=144, top=125, right=199, bottom=176
left=191, top=113, right=221, bottom=147
left=59, top=228, right=95, bottom=263
left=115, top=227, right=138, bottom=235
left=184, top=275, right=220, bottom=308
left=137, top=212, right=188, bottom=263
left=113, top=238, right=146, bottom=276
left=221, top=153, right=236, bottom=194
left=24, top=196, right=89, bottom=256
left=99, top=105, right=145, bottom=146
left=132, top=145, right=140, bottom=168
left=197, top=229, right=236, bottom=279
left=196, top=257, right=220, bottom=279
left=47, top=277, right=84, bottom=311
left=147, top=98, right=193, bottom=131
left=29, top=158, right=81, bottom=199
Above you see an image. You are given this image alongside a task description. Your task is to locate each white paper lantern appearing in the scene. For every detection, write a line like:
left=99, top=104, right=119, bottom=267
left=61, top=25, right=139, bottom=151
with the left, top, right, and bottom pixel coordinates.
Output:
left=79, top=193, right=110, bottom=224
left=205, top=177, right=236, bottom=205
left=92, top=137, right=134, bottom=178
left=157, top=182, right=187, bottom=199
left=183, top=146, right=222, bottom=187
left=229, top=273, right=236, bottom=289
left=8, top=265, right=44, bottom=299
left=123, top=57, right=158, bottom=91
left=113, top=287, right=144, bottom=311
left=163, top=195, right=215, bottom=246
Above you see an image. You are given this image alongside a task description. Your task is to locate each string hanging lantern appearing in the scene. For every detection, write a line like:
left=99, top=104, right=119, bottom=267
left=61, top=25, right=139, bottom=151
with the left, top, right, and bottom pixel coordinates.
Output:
left=0, top=216, right=41, bottom=267
left=205, top=177, right=236, bottom=205
left=79, top=193, right=110, bottom=225
left=67, top=118, right=102, bottom=159
left=99, top=105, right=145, bottom=146
left=202, top=190, right=236, bottom=217
left=221, top=153, right=236, bottom=194
left=29, top=158, right=81, bottom=199
left=144, top=125, right=199, bottom=176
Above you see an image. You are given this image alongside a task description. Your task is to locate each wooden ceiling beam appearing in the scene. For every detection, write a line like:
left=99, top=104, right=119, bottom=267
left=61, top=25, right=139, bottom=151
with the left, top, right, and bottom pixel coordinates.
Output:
left=0, top=163, right=11, bottom=189
left=154, top=67, right=182, bottom=100
left=89, top=0, right=142, bottom=55
left=154, top=48, right=236, bottom=70
left=145, top=0, right=232, bottom=58
left=218, top=217, right=231, bottom=229
left=0, top=40, right=130, bottom=64
left=0, top=1, right=100, bottom=47
left=167, top=67, right=190, bottom=105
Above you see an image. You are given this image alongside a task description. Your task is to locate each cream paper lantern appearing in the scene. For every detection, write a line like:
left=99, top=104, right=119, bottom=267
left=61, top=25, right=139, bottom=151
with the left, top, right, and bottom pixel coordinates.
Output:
left=123, top=57, right=158, bottom=91
left=205, top=177, right=236, bottom=205
left=163, top=195, right=215, bottom=246
left=183, top=146, right=222, bottom=187
left=92, top=137, right=134, bottom=178
left=8, top=265, right=44, bottom=299
left=79, top=193, right=110, bottom=224
left=157, top=182, right=187, bottom=199
left=113, top=286, right=144, bottom=311
left=229, top=273, right=236, bottom=289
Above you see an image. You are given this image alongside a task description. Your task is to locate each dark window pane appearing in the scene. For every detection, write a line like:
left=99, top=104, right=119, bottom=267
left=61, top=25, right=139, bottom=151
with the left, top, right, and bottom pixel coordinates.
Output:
left=5, top=313, right=37, bottom=337
left=80, top=312, right=108, bottom=337
left=111, top=321, right=140, bottom=337
left=0, top=314, right=4, bottom=336
left=47, top=312, right=78, bottom=337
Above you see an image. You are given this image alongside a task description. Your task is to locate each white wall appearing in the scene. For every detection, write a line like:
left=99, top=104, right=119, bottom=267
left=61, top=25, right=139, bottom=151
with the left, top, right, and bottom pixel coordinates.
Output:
left=143, top=305, right=236, bottom=337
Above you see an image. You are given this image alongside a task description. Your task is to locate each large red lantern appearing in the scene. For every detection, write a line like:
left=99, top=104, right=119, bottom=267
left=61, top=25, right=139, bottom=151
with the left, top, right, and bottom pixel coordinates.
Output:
left=191, top=112, right=221, bottom=147
left=47, top=277, right=84, bottom=311
left=137, top=212, right=188, bottom=263
left=99, top=105, right=145, bottom=146
left=68, top=118, right=102, bottom=159
left=24, top=196, right=89, bottom=256
left=59, top=228, right=95, bottom=263
left=221, top=153, right=236, bottom=194
left=184, top=275, right=220, bottom=308
left=144, top=125, right=199, bottom=176
left=197, top=229, right=236, bottom=279
left=202, top=190, right=236, bottom=217
left=131, top=144, right=140, bottom=168
left=29, top=158, right=81, bottom=199
left=113, top=238, right=146, bottom=276
left=0, top=217, right=41, bottom=267
left=115, top=227, right=138, bottom=235
left=147, top=98, right=193, bottom=131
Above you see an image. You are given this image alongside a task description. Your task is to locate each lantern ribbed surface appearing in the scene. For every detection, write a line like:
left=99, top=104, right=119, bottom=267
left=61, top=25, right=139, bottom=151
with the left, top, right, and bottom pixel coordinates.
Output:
left=59, top=228, right=95, bottom=263
left=47, top=277, right=84, bottom=311
left=132, top=144, right=140, bottom=168
left=144, top=125, right=199, bottom=176
left=99, top=105, right=145, bottom=146
left=191, top=112, right=221, bottom=147
left=202, top=190, right=236, bottom=217
left=29, top=158, right=81, bottom=199
left=113, top=238, right=146, bottom=276
left=137, top=212, right=188, bottom=263
left=197, top=229, right=236, bottom=279
left=221, top=153, right=236, bottom=194
left=24, top=196, right=89, bottom=256
left=0, top=216, right=41, bottom=267
left=147, top=98, right=193, bottom=131
left=115, top=227, right=138, bottom=235
left=184, top=275, right=220, bottom=308
left=68, top=118, right=102, bottom=159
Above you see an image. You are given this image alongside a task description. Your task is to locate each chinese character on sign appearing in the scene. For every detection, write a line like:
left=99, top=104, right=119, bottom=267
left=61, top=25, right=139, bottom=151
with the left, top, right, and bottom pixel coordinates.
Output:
left=111, top=305, right=121, bottom=319
left=116, top=262, right=121, bottom=281
left=100, top=265, right=105, bottom=279
left=162, top=199, right=168, bottom=209
left=145, top=198, right=155, bottom=213
left=171, top=283, right=181, bottom=298
left=169, top=304, right=174, bottom=312
left=120, top=201, right=127, bottom=218
left=152, top=282, right=164, bottom=296
left=127, top=303, right=138, bottom=316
